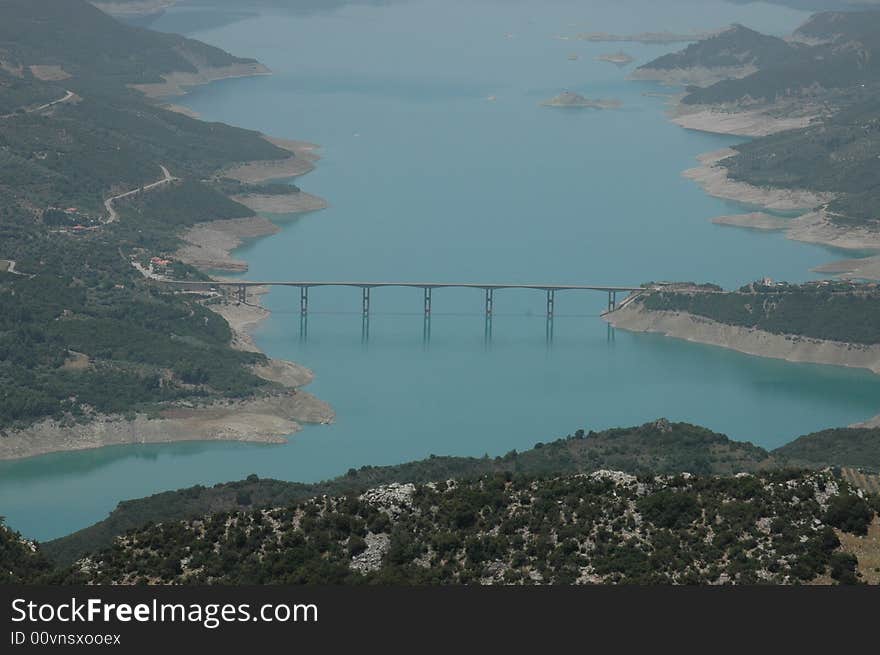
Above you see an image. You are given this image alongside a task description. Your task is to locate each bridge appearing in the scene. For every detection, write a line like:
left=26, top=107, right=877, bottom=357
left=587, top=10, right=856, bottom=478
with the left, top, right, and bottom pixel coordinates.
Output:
left=168, top=280, right=651, bottom=318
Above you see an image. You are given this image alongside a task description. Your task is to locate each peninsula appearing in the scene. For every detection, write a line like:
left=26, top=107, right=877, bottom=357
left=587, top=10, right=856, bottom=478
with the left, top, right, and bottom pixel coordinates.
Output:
left=604, top=281, right=880, bottom=377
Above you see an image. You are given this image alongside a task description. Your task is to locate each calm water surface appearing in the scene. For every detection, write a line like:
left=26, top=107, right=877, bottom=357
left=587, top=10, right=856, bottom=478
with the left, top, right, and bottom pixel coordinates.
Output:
left=5, top=0, right=880, bottom=540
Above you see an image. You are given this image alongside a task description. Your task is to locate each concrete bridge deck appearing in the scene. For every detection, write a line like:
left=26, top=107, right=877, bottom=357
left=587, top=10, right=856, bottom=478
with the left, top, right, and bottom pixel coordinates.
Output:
left=167, top=279, right=653, bottom=318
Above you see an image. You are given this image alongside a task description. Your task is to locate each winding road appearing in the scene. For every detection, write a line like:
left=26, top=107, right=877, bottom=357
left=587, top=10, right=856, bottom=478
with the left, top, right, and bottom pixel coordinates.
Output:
left=0, top=89, right=76, bottom=119
left=104, top=165, right=176, bottom=223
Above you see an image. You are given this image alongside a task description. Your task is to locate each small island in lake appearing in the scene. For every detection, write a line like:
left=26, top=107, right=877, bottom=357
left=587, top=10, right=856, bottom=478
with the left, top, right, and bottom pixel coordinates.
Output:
left=597, top=51, right=634, bottom=66
left=541, top=92, right=622, bottom=109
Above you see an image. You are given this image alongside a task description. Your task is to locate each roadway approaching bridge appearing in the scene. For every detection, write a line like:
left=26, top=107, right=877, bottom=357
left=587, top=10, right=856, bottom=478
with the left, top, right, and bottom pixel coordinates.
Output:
left=169, top=279, right=652, bottom=318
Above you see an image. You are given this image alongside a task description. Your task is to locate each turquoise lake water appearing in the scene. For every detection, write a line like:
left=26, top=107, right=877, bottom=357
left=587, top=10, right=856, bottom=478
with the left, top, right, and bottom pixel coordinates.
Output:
left=5, top=0, right=880, bottom=541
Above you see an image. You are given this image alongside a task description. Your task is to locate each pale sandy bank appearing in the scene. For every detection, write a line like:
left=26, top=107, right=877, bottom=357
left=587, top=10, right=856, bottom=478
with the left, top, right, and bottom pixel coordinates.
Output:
left=176, top=216, right=280, bottom=272
left=671, top=104, right=817, bottom=137
left=711, top=212, right=789, bottom=231
left=162, top=104, right=201, bottom=119
left=684, top=149, right=833, bottom=211
left=0, top=393, right=332, bottom=462
left=90, top=1, right=177, bottom=17
left=813, top=255, right=880, bottom=281
left=232, top=191, right=327, bottom=215
left=605, top=302, right=880, bottom=375
left=222, top=138, right=321, bottom=183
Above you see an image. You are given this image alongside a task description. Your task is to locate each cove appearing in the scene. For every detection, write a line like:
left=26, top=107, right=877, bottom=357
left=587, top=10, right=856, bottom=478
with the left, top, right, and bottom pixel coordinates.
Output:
left=4, top=0, right=880, bottom=542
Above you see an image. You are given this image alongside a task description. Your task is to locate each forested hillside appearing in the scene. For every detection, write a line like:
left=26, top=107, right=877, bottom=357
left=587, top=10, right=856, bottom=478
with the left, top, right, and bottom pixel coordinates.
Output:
left=0, top=0, right=304, bottom=431
left=0, top=519, right=56, bottom=584
left=43, top=418, right=880, bottom=565
left=1, top=0, right=253, bottom=86
left=723, top=94, right=880, bottom=224
left=64, top=470, right=878, bottom=584
left=636, top=24, right=799, bottom=75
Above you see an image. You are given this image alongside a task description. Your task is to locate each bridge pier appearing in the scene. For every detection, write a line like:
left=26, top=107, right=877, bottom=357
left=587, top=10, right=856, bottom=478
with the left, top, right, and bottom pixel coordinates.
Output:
left=300, top=287, right=309, bottom=315
left=237, top=285, right=246, bottom=304
left=607, top=290, right=617, bottom=313
left=485, top=288, right=494, bottom=318
left=423, top=287, right=432, bottom=316
left=546, top=289, right=555, bottom=319
left=362, top=287, right=371, bottom=317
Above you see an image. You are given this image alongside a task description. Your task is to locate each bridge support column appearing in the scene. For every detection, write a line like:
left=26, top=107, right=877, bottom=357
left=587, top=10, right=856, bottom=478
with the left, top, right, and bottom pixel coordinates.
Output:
left=300, top=287, right=309, bottom=315
left=299, top=313, right=308, bottom=342
left=607, top=290, right=616, bottom=313
left=485, top=288, right=494, bottom=318
left=238, top=285, right=246, bottom=304
left=546, top=290, right=555, bottom=319
left=362, top=287, right=371, bottom=317
left=423, top=287, right=432, bottom=316
left=362, top=314, right=370, bottom=344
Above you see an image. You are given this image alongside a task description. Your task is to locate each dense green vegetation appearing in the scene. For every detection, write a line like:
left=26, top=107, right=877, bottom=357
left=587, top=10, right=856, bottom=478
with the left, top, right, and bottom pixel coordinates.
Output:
left=0, top=518, right=56, bottom=584
left=0, top=235, right=269, bottom=430
left=116, top=179, right=253, bottom=235
left=0, top=92, right=287, bottom=217
left=43, top=417, right=880, bottom=565
left=0, top=69, right=64, bottom=114
left=0, top=0, right=304, bottom=430
left=776, top=427, right=880, bottom=470
left=642, top=281, right=880, bottom=344
left=61, top=470, right=876, bottom=585
left=723, top=95, right=880, bottom=224
left=43, top=419, right=775, bottom=563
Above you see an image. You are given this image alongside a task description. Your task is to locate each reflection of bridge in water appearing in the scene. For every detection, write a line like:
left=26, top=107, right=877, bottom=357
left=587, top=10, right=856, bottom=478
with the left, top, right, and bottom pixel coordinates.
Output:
left=170, top=280, right=652, bottom=344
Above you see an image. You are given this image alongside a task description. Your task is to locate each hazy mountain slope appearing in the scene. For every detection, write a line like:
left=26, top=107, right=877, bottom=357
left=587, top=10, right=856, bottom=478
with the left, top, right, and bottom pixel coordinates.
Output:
left=1, top=0, right=255, bottom=86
